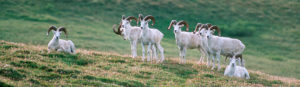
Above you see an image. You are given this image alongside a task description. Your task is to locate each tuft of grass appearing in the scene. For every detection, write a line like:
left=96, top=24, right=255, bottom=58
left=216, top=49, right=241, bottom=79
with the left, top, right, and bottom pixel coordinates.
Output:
left=56, top=69, right=80, bottom=75
left=83, top=75, right=145, bottom=87
left=271, top=57, right=285, bottom=62
left=108, top=59, right=126, bottom=63
left=29, top=79, right=40, bottom=85
left=134, top=71, right=153, bottom=79
left=10, top=61, right=39, bottom=68
left=203, top=74, right=215, bottom=78
left=0, top=81, right=13, bottom=87
left=0, top=68, right=26, bottom=81
left=0, top=45, right=18, bottom=50
left=40, top=53, right=93, bottom=66
left=15, top=50, right=31, bottom=54
left=246, top=73, right=283, bottom=86
left=39, top=66, right=53, bottom=72
left=156, top=63, right=198, bottom=79
left=38, top=73, right=61, bottom=81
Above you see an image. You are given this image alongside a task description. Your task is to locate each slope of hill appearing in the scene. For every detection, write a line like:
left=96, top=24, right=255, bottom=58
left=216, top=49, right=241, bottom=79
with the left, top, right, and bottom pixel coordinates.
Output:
left=0, top=40, right=299, bottom=86
left=0, top=0, right=299, bottom=79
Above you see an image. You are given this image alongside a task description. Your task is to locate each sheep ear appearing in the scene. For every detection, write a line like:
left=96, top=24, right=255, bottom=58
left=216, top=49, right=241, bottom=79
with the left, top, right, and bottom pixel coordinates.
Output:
left=122, top=15, right=125, bottom=20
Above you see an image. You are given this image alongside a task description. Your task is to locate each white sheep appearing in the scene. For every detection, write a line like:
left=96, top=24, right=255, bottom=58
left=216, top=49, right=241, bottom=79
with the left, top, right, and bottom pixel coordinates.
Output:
left=139, top=14, right=164, bottom=63
left=203, top=25, right=245, bottom=71
left=118, top=15, right=155, bottom=60
left=47, top=26, right=76, bottom=54
left=167, top=20, right=207, bottom=64
left=193, top=23, right=213, bottom=65
left=224, top=58, right=250, bottom=79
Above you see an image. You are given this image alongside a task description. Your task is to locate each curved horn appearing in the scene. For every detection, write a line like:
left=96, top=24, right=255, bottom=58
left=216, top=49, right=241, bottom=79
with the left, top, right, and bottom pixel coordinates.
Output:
left=138, top=14, right=143, bottom=23
left=112, top=24, right=121, bottom=35
left=209, top=25, right=221, bottom=36
left=167, top=20, right=177, bottom=30
left=58, top=27, right=68, bottom=37
left=144, top=15, right=155, bottom=26
left=122, top=15, right=125, bottom=20
left=193, top=23, right=202, bottom=33
left=47, top=25, right=57, bottom=36
left=126, top=16, right=138, bottom=25
left=206, top=23, right=212, bottom=28
left=177, top=20, right=189, bottom=31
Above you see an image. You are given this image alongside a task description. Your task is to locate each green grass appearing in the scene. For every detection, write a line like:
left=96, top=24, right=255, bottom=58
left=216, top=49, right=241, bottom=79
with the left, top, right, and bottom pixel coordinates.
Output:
left=0, top=41, right=296, bottom=86
left=0, top=0, right=299, bottom=81
left=0, top=68, right=26, bottom=81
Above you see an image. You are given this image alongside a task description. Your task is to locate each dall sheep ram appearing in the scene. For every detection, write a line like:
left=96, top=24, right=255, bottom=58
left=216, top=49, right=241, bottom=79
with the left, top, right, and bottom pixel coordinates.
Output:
left=117, top=15, right=155, bottom=60
left=201, top=25, right=245, bottom=71
left=47, top=26, right=76, bottom=54
left=167, top=20, right=207, bottom=64
left=224, top=58, right=250, bottom=79
left=139, top=14, right=164, bottom=63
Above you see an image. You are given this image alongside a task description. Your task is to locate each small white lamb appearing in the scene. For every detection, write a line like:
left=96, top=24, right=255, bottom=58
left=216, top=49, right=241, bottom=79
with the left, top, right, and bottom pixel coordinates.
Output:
left=224, top=58, right=250, bottom=79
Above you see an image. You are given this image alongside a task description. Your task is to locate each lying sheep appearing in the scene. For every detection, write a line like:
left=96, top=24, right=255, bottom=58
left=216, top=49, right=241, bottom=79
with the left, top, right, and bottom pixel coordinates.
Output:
left=47, top=26, right=76, bottom=54
left=224, top=58, right=250, bottom=79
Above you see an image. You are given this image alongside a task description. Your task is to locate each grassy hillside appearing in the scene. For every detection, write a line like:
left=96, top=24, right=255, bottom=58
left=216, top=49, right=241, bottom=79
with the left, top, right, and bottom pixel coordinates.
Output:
left=0, top=0, right=299, bottom=79
left=1, top=41, right=299, bottom=86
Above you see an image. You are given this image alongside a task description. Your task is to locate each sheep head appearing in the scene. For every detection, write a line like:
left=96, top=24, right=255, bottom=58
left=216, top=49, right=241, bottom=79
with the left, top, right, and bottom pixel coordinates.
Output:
left=121, top=15, right=138, bottom=29
left=47, top=26, right=68, bottom=39
left=140, top=15, right=155, bottom=30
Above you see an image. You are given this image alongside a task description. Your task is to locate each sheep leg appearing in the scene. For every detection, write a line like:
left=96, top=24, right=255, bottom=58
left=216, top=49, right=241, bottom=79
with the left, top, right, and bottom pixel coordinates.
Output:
left=130, top=41, right=136, bottom=58
left=207, top=52, right=212, bottom=67
left=179, top=47, right=184, bottom=64
left=199, top=48, right=207, bottom=64
left=217, top=52, right=221, bottom=71
left=141, top=43, right=145, bottom=61
left=152, top=44, right=158, bottom=62
left=183, top=47, right=187, bottom=64
left=133, top=40, right=138, bottom=58
left=197, top=49, right=203, bottom=64
left=211, top=54, right=216, bottom=70
left=147, top=43, right=152, bottom=62
left=206, top=52, right=210, bottom=67
left=156, top=43, right=164, bottom=63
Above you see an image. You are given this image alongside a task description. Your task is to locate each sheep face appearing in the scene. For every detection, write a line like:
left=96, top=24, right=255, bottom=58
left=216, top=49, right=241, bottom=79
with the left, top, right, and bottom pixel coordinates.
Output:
left=196, top=28, right=207, bottom=37
left=173, top=24, right=183, bottom=34
left=120, top=27, right=128, bottom=40
left=120, top=20, right=131, bottom=40
left=229, top=58, right=237, bottom=68
left=205, top=29, right=215, bottom=39
left=121, top=20, right=130, bottom=28
left=52, top=30, right=62, bottom=40
left=140, top=20, right=149, bottom=30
